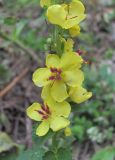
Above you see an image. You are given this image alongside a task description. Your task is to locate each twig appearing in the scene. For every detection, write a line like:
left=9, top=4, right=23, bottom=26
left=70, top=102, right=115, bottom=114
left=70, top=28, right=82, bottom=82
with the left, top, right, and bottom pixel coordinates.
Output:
left=0, top=67, right=29, bottom=97
left=14, top=115, right=20, bottom=140
left=80, top=142, right=90, bottom=160
left=0, top=31, right=42, bottom=65
left=26, top=117, right=32, bottom=148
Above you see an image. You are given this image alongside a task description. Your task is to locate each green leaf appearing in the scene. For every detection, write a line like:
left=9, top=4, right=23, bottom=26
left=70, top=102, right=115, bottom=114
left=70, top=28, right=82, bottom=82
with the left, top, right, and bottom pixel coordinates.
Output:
left=0, top=152, right=18, bottom=160
left=20, top=125, right=54, bottom=160
left=72, top=125, right=85, bottom=141
left=0, top=132, right=19, bottom=153
left=16, top=123, right=47, bottom=160
left=11, top=20, right=28, bottom=40
left=91, top=147, right=115, bottom=160
left=43, top=148, right=72, bottom=160
left=43, top=151, right=56, bottom=160
left=17, top=146, right=45, bottom=160
left=58, top=148, right=72, bottom=160
left=4, top=17, right=17, bottom=25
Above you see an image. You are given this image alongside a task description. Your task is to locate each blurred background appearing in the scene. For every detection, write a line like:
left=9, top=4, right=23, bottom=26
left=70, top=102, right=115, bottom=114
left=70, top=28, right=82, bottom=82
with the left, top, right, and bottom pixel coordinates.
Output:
left=0, top=0, right=115, bottom=160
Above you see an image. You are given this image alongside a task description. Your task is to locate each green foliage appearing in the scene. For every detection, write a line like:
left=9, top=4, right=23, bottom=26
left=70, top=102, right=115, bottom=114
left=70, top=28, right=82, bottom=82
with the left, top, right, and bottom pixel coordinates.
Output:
left=0, top=132, right=20, bottom=153
left=21, top=29, right=46, bottom=51
left=72, top=64, right=115, bottom=143
left=0, top=0, right=46, bottom=54
left=11, top=20, right=28, bottom=41
left=0, top=132, right=23, bottom=160
left=99, top=0, right=115, bottom=6
left=3, top=17, right=17, bottom=25
left=104, top=48, right=114, bottom=59
left=72, top=117, right=92, bottom=141
left=91, top=147, right=115, bottom=160
left=0, top=152, right=18, bottom=160
left=0, top=0, right=115, bottom=159
left=43, top=148, right=72, bottom=160
left=3, top=0, right=39, bottom=10
left=17, top=146, right=45, bottom=160
left=57, top=148, right=72, bottom=160
left=16, top=126, right=72, bottom=160
left=16, top=125, right=52, bottom=160
left=72, top=125, right=85, bottom=141
left=43, top=151, right=55, bottom=160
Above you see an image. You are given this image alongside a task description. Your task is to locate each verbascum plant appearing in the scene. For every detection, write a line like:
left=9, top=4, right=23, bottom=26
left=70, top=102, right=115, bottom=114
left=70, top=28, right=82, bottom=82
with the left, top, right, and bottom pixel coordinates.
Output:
left=26, top=0, right=92, bottom=158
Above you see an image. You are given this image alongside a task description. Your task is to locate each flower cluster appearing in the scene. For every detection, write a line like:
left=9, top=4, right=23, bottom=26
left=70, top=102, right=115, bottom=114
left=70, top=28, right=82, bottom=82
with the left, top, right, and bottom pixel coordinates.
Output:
left=26, top=0, right=92, bottom=136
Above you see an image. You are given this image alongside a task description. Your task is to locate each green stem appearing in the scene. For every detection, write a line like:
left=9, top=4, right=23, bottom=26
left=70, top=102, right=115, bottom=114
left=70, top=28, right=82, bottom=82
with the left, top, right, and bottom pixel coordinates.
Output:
left=54, top=25, right=58, bottom=52
left=52, top=134, right=58, bottom=160
left=53, top=25, right=64, bottom=56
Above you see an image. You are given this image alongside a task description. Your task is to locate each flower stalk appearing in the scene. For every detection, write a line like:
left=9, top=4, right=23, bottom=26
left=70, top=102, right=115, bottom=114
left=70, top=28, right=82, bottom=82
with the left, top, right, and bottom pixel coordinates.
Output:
left=26, top=0, right=92, bottom=157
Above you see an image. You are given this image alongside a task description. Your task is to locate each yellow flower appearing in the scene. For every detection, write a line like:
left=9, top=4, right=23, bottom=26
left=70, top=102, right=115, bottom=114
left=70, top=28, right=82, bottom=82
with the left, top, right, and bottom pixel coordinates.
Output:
left=26, top=99, right=71, bottom=136
left=64, top=127, right=72, bottom=136
left=62, top=38, right=74, bottom=53
left=47, top=0, right=86, bottom=29
left=40, top=0, right=51, bottom=7
left=69, top=25, right=80, bottom=37
left=69, top=86, right=92, bottom=104
left=33, top=53, right=84, bottom=102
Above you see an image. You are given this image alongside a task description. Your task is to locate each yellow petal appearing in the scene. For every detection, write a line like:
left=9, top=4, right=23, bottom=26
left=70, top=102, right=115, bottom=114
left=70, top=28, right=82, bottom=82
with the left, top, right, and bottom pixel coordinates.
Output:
left=46, top=1, right=86, bottom=29
left=69, top=25, right=80, bottom=37
left=32, top=68, right=51, bottom=87
left=47, top=5, right=66, bottom=26
left=47, top=98, right=71, bottom=118
left=36, top=120, right=50, bottom=136
left=51, top=81, right=68, bottom=102
left=60, top=52, right=83, bottom=70
left=62, top=1, right=86, bottom=29
left=41, top=85, right=70, bottom=117
left=41, top=84, right=51, bottom=101
left=55, top=101, right=71, bottom=118
left=50, top=117, right=70, bottom=131
left=64, top=38, right=74, bottom=53
left=62, top=69, right=84, bottom=87
left=72, top=0, right=85, bottom=13
left=69, top=86, right=92, bottom=103
left=63, top=15, right=85, bottom=29
left=64, top=127, right=72, bottom=136
left=26, top=103, right=42, bottom=121
left=46, top=54, right=60, bottom=68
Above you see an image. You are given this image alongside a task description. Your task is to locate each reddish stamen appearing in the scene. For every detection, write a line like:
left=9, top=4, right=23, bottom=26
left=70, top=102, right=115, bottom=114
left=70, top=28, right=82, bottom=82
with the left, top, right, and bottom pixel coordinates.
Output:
left=41, top=105, right=46, bottom=111
left=42, top=115, right=49, bottom=120
left=45, top=105, right=51, bottom=114
left=35, top=104, right=51, bottom=120
left=49, top=76, right=56, bottom=80
left=38, top=110, right=45, bottom=115
left=58, top=69, right=62, bottom=74
left=77, top=49, right=83, bottom=55
left=49, top=67, right=62, bottom=81
left=50, top=67, right=58, bottom=72
left=56, top=75, right=61, bottom=80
